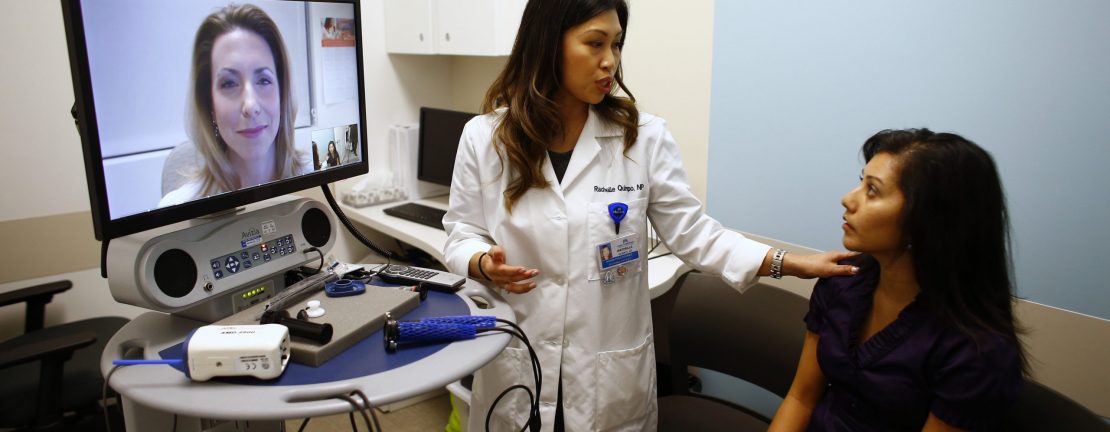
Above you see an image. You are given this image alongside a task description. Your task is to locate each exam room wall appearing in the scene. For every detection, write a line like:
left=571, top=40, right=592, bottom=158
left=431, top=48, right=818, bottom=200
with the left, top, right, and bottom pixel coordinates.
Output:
left=0, top=0, right=455, bottom=340
left=705, top=0, right=1110, bottom=417
left=0, top=1, right=114, bottom=339
left=707, top=0, right=1110, bottom=320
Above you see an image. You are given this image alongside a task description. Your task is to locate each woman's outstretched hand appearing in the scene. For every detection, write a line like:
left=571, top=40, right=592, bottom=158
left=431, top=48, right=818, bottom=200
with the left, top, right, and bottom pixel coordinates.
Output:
left=473, top=246, right=540, bottom=294
left=784, top=250, right=860, bottom=279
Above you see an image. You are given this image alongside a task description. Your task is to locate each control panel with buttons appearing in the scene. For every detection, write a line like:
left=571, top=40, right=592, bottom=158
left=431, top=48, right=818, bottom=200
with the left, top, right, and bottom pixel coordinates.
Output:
left=210, top=234, right=296, bottom=280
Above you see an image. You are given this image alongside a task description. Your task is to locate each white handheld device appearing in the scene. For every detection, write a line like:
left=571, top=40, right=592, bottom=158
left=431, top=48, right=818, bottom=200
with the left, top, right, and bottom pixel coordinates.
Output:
left=184, top=324, right=291, bottom=381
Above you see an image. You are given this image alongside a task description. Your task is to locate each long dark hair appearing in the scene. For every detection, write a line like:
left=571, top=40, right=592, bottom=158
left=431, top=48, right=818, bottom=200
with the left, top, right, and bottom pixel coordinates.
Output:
left=860, top=128, right=1027, bottom=373
left=482, top=0, right=639, bottom=211
left=326, top=141, right=340, bottom=165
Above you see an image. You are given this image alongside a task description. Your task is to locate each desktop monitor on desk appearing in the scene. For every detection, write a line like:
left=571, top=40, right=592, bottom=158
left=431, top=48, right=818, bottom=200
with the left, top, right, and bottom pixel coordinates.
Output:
left=383, top=107, right=476, bottom=230
left=417, top=107, right=478, bottom=187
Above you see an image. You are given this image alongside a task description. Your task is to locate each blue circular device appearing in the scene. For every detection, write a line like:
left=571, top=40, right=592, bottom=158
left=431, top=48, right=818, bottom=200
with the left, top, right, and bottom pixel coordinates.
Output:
left=325, top=278, right=366, bottom=297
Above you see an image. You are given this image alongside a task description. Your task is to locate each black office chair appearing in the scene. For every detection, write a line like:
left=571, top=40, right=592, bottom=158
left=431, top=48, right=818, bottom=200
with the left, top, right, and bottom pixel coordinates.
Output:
left=0, top=280, right=129, bottom=431
left=657, top=272, right=809, bottom=431
left=999, top=380, right=1109, bottom=431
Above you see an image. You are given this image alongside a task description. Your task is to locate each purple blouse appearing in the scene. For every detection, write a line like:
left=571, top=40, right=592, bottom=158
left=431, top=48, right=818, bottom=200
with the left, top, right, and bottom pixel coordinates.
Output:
left=804, top=268, right=1023, bottom=431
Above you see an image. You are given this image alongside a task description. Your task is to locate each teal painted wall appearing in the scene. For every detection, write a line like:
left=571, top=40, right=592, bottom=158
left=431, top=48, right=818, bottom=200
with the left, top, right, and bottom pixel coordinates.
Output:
left=707, top=0, right=1110, bottom=319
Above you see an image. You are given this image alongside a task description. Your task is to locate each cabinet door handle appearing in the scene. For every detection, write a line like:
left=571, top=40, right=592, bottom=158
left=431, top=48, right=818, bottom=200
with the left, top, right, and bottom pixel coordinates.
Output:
left=419, top=33, right=424, bottom=42
left=445, top=32, right=451, bottom=42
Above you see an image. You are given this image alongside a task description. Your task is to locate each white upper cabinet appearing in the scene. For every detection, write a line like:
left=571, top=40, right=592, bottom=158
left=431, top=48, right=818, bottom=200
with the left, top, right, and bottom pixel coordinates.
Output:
left=385, top=0, right=525, bottom=56
left=384, top=0, right=435, bottom=54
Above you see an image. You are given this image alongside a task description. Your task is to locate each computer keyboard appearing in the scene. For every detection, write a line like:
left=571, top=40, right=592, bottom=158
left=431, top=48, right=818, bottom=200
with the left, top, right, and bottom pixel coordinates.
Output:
left=383, top=202, right=447, bottom=230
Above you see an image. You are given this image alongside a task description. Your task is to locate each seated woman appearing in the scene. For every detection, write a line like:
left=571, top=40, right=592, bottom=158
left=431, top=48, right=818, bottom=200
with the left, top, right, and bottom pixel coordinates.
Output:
left=161, top=3, right=308, bottom=207
left=770, top=129, right=1026, bottom=431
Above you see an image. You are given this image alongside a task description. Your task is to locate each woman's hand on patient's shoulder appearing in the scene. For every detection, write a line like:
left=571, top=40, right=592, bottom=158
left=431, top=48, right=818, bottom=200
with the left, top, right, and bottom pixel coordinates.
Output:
left=481, top=245, right=541, bottom=294
left=786, top=250, right=860, bottom=279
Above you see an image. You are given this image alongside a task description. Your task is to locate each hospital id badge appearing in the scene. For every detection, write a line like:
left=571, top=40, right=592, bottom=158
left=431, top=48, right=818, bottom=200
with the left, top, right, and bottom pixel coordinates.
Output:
left=596, top=233, right=641, bottom=285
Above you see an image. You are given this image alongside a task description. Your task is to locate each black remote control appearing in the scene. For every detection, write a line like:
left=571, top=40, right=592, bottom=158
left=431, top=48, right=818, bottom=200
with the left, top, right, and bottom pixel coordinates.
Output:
left=374, top=264, right=466, bottom=292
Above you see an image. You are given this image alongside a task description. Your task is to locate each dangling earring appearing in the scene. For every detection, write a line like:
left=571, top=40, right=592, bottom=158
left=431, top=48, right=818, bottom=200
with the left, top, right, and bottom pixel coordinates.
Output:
left=211, top=116, right=220, bottom=138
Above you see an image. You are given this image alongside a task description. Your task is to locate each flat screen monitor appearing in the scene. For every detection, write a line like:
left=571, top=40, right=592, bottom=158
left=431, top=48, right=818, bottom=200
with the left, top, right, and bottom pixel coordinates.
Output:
left=62, top=0, right=369, bottom=240
left=417, top=107, right=477, bottom=187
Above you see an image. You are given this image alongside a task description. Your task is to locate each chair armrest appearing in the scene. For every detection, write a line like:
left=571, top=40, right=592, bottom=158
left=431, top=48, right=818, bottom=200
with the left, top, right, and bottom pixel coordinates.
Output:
left=0, top=280, right=72, bottom=308
left=0, top=280, right=72, bottom=332
left=0, top=331, right=96, bottom=369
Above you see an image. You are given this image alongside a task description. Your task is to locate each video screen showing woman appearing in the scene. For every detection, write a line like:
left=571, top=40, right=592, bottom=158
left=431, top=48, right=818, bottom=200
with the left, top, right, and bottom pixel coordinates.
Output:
left=77, top=0, right=362, bottom=217
left=161, top=3, right=310, bottom=207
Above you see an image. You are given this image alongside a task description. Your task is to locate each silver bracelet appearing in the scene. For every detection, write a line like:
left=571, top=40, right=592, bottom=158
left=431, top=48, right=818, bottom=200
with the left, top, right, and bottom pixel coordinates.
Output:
left=770, top=248, right=787, bottom=279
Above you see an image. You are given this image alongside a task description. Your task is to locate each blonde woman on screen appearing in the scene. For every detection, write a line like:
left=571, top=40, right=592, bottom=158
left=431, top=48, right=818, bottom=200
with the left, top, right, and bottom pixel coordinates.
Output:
left=161, top=3, right=306, bottom=207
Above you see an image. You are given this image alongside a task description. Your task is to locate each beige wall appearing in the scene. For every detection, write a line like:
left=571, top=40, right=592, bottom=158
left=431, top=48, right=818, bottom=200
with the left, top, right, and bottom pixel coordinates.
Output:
left=0, top=1, right=103, bottom=280
left=0, top=2, right=92, bottom=222
left=622, top=0, right=714, bottom=202
left=448, top=56, right=506, bottom=112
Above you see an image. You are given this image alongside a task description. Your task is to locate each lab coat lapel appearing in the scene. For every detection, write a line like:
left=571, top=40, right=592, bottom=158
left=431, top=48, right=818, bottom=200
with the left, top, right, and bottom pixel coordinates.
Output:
left=559, top=108, right=619, bottom=190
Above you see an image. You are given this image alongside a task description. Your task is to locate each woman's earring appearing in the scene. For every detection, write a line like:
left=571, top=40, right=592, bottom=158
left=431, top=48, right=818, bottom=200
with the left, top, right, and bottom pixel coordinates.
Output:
left=211, top=117, right=220, bottom=138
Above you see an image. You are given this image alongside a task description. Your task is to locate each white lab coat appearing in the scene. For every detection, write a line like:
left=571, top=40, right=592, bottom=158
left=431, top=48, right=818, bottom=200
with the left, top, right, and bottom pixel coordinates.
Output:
left=443, top=108, right=771, bottom=431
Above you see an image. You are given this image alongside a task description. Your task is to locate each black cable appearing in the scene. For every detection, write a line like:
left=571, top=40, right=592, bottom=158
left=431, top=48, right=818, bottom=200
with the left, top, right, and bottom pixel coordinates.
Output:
left=321, top=185, right=397, bottom=259
left=100, top=238, right=110, bottom=278
left=485, top=385, right=535, bottom=432
left=297, top=417, right=311, bottom=432
left=352, top=390, right=382, bottom=432
left=372, top=254, right=391, bottom=281
left=479, top=320, right=543, bottom=432
left=336, top=394, right=373, bottom=432
left=103, top=364, right=123, bottom=432
left=498, top=322, right=541, bottom=432
left=480, top=328, right=539, bottom=391
left=305, top=247, right=325, bottom=274
left=493, top=320, right=542, bottom=399
left=348, top=411, right=357, bottom=431
left=172, top=414, right=178, bottom=432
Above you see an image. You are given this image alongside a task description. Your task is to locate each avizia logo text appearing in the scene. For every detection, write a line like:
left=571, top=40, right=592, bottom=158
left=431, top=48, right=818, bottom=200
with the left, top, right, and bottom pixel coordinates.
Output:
left=242, top=227, right=261, bottom=240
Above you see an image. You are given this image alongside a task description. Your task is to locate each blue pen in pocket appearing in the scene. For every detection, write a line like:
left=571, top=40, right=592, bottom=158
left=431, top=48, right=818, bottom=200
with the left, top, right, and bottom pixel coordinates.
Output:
left=608, top=202, right=628, bottom=234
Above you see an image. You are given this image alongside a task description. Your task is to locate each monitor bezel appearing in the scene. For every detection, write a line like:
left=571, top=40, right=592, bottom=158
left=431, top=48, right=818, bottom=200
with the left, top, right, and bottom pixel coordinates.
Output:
left=61, top=0, right=369, bottom=241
